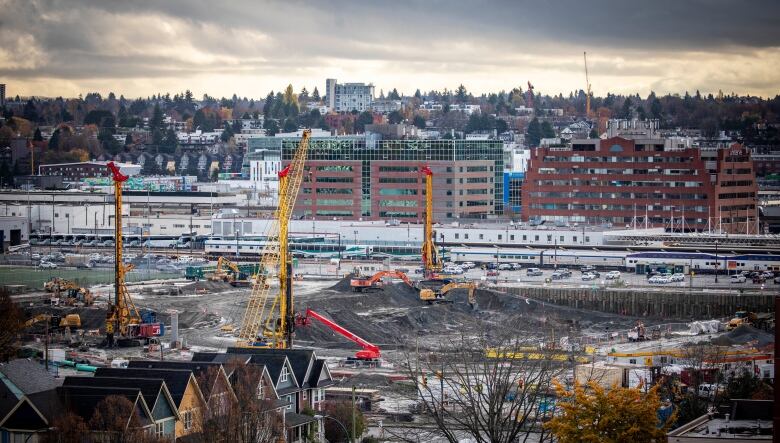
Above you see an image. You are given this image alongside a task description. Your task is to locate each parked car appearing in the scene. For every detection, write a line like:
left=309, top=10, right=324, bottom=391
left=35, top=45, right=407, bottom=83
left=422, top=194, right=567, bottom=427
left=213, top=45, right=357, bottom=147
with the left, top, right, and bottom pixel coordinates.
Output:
left=487, top=270, right=499, bottom=277
left=39, top=239, right=51, bottom=245
left=102, top=240, right=115, bottom=247
left=730, top=274, right=747, bottom=283
left=774, top=276, right=780, bottom=284
left=581, top=272, right=597, bottom=281
left=580, top=265, right=596, bottom=273
left=670, top=273, right=685, bottom=282
left=85, top=239, right=99, bottom=246
left=649, top=275, right=670, bottom=284
left=39, top=261, right=58, bottom=269
left=498, top=263, right=513, bottom=271
left=31, top=253, right=41, bottom=260
left=605, top=271, right=621, bottom=280
left=761, top=271, right=774, bottom=279
left=486, top=262, right=499, bottom=270
left=551, top=271, right=568, bottom=280
left=526, top=268, right=543, bottom=276
left=510, top=263, right=523, bottom=271
left=461, top=262, right=476, bottom=269
left=752, top=275, right=766, bottom=284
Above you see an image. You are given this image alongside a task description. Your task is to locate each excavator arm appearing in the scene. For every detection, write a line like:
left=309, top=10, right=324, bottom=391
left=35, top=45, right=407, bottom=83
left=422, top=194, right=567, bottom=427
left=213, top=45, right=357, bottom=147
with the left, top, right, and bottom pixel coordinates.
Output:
left=420, top=281, right=476, bottom=307
left=299, top=309, right=380, bottom=360
left=350, top=270, right=413, bottom=291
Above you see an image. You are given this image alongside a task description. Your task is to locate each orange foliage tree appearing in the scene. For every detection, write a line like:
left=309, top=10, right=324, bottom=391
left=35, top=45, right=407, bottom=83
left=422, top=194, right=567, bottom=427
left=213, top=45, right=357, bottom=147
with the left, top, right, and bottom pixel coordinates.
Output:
left=545, top=380, right=675, bottom=443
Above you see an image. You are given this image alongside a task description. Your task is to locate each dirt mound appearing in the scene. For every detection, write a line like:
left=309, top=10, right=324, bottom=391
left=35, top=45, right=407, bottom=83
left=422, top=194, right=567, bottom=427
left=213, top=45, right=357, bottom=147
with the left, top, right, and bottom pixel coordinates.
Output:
left=337, top=372, right=394, bottom=388
left=711, top=325, right=774, bottom=347
left=329, top=275, right=357, bottom=292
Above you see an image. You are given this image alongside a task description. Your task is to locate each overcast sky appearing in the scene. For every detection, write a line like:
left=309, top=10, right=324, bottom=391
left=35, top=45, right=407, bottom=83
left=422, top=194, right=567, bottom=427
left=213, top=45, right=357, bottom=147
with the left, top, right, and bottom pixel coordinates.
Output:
left=1, top=0, right=779, bottom=99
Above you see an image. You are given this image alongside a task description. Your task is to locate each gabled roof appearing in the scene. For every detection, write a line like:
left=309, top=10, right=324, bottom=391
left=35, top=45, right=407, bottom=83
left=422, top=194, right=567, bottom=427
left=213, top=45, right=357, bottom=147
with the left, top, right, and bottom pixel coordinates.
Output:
left=225, top=348, right=314, bottom=389
left=56, top=385, right=154, bottom=428
left=0, top=360, right=61, bottom=395
left=126, top=360, right=234, bottom=402
left=308, top=359, right=335, bottom=388
left=62, top=377, right=179, bottom=420
left=94, top=368, right=203, bottom=407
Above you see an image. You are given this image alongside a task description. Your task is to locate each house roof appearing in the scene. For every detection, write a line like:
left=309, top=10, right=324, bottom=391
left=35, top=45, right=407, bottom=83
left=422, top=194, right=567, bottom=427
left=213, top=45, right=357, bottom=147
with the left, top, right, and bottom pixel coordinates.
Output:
left=0, top=359, right=61, bottom=395
left=57, top=385, right=153, bottom=427
left=94, top=368, right=195, bottom=407
left=308, top=359, right=335, bottom=388
left=285, top=412, right=318, bottom=428
left=62, top=376, right=173, bottom=417
left=127, top=360, right=221, bottom=378
left=226, top=348, right=314, bottom=388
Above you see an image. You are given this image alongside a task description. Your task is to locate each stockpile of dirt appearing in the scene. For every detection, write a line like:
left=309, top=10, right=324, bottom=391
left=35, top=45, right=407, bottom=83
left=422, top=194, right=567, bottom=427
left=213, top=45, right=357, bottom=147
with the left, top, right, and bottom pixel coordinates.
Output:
left=711, top=325, right=774, bottom=347
left=179, top=280, right=234, bottom=294
left=328, top=275, right=357, bottom=292
left=337, top=372, right=394, bottom=388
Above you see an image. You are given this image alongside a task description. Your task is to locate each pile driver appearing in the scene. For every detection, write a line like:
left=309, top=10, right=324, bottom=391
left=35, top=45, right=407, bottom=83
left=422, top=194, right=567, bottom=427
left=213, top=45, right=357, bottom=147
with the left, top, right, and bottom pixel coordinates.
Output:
left=237, top=129, right=311, bottom=349
left=420, top=166, right=442, bottom=279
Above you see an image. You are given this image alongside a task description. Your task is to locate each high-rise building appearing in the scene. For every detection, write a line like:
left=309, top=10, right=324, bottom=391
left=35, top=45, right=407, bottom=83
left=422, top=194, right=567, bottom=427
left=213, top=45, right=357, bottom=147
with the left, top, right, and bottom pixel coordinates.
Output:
left=325, top=78, right=375, bottom=113
left=0, top=83, right=5, bottom=107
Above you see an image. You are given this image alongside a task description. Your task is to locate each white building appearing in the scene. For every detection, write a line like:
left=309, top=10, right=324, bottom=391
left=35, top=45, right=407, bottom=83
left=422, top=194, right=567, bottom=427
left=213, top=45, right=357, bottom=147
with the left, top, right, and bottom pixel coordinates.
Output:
left=326, top=78, right=375, bottom=113
left=370, top=99, right=402, bottom=114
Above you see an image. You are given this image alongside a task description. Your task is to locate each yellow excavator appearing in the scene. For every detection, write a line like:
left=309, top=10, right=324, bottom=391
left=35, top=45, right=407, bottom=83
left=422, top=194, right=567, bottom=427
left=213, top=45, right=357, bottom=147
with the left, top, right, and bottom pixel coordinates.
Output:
left=24, top=313, right=82, bottom=329
left=44, top=278, right=93, bottom=306
left=419, top=281, right=477, bottom=307
left=209, top=257, right=242, bottom=283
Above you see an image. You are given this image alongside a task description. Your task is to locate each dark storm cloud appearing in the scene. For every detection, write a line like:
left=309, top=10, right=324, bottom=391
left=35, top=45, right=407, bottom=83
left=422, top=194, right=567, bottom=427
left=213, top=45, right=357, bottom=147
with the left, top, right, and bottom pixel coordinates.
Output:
left=0, top=0, right=778, bottom=96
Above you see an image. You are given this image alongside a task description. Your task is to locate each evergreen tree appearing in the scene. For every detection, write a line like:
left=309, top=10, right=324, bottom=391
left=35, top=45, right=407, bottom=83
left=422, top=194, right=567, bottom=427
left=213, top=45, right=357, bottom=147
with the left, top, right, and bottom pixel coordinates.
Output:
left=283, top=118, right=297, bottom=132
left=125, top=134, right=133, bottom=146
left=263, top=92, right=275, bottom=117
left=388, top=110, right=403, bottom=124
left=263, top=119, right=279, bottom=136
left=355, top=111, right=374, bottom=133
left=526, top=118, right=542, bottom=147
left=620, top=97, right=633, bottom=119
left=455, top=84, right=468, bottom=104
left=33, top=128, right=43, bottom=141
left=541, top=121, right=556, bottom=138
left=162, top=129, right=178, bottom=153
left=414, top=89, right=422, bottom=99
left=311, top=87, right=320, bottom=102
left=48, top=129, right=61, bottom=150
left=150, top=103, right=163, bottom=131
left=388, top=88, right=401, bottom=100
left=413, top=115, right=426, bottom=129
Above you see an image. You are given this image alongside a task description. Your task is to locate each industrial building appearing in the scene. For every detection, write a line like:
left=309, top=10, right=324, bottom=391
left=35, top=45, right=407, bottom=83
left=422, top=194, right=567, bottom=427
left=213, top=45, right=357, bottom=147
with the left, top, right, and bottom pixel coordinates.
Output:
left=38, top=161, right=141, bottom=183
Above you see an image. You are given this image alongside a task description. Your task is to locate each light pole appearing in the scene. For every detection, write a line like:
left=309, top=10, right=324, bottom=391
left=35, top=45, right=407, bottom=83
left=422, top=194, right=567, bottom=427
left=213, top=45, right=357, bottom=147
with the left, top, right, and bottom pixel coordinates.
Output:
left=235, top=229, right=240, bottom=259
left=714, top=240, right=719, bottom=283
left=313, top=414, right=351, bottom=443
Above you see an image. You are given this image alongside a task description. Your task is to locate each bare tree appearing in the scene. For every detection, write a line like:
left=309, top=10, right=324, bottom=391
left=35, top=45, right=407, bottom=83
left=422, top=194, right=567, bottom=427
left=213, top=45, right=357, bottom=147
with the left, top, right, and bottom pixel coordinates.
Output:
left=0, top=289, right=23, bottom=361
left=88, top=395, right=166, bottom=443
left=399, top=329, right=565, bottom=443
left=44, top=412, right=88, bottom=443
left=196, top=360, right=283, bottom=443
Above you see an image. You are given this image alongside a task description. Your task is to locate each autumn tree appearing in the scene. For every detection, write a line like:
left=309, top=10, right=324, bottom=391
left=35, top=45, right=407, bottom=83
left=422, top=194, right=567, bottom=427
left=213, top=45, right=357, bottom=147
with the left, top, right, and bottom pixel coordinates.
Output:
left=45, top=412, right=88, bottom=443
left=0, top=289, right=23, bottom=361
left=545, top=381, right=675, bottom=443
left=87, top=395, right=159, bottom=443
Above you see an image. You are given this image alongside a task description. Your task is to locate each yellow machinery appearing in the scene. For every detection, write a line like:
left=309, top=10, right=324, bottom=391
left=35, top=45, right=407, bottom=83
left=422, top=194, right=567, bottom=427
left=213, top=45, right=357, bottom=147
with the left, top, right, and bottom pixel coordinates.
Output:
left=419, top=281, right=476, bottom=307
left=420, top=166, right=442, bottom=279
left=44, top=277, right=78, bottom=293
left=584, top=51, right=592, bottom=119
left=209, top=257, right=242, bottom=282
left=237, top=129, right=311, bottom=349
left=44, top=278, right=93, bottom=306
left=105, top=162, right=141, bottom=346
left=24, top=313, right=81, bottom=329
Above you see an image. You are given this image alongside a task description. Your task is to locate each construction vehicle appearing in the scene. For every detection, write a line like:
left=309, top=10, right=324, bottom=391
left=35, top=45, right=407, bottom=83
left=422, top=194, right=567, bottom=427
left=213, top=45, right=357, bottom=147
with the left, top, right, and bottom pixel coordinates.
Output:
left=208, top=257, right=251, bottom=286
left=350, top=270, right=413, bottom=292
left=583, top=51, right=592, bottom=119
left=419, top=281, right=476, bottom=307
left=104, top=162, right=163, bottom=347
left=237, top=130, right=310, bottom=349
left=44, top=278, right=93, bottom=306
left=295, top=309, right=380, bottom=362
left=420, top=166, right=442, bottom=280
left=24, top=313, right=82, bottom=329
left=44, top=277, right=78, bottom=293
left=726, top=311, right=757, bottom=331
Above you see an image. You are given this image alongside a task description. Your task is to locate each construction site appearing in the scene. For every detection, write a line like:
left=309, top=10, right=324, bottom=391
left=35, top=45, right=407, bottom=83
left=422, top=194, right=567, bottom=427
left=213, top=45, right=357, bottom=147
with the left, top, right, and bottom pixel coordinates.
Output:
left=6, top=131, right=777, bottom=441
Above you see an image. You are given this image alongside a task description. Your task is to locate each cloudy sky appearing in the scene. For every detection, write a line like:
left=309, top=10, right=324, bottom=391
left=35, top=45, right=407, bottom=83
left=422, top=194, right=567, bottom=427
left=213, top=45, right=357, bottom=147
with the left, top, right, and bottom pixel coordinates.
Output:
left=1, top=0, right=779, bottom=99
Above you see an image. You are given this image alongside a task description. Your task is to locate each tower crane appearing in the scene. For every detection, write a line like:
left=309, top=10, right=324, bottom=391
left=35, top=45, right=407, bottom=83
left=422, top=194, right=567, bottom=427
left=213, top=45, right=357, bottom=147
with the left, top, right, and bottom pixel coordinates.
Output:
left=584, top=51, right=592, bottom=119
left=105, top=162, right=142, bottom=346
left=420, top=166, right=442, bottom=279
left=237, top=129, right=311, bottom=349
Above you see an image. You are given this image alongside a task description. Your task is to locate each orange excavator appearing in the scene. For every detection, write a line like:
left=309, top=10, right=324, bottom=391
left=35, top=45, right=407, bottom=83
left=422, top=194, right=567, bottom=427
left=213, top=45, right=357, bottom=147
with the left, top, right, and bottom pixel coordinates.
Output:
left=296, top=309, right=380, bottom=361
left=350, top=270, right=413, bottom=292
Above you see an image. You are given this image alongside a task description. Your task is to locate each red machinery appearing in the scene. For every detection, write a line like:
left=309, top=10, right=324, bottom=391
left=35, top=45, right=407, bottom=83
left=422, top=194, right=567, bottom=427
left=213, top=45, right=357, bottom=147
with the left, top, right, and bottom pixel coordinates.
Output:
left=350, top=270, right=412, bottom=292
left=295, top=309, right=380, bottom=361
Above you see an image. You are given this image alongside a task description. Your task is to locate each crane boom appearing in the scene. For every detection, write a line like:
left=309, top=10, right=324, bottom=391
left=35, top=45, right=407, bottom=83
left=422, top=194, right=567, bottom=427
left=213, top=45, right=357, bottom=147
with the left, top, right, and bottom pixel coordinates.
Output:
left=584, top=52, right=592, bottom=119
left=350, top=270, right=412, bottom=291
left=238, top=129, right=311, bottom=348
left=420, top=166, right=441, bottom=279
left=299, top=309, right=380, bottom=360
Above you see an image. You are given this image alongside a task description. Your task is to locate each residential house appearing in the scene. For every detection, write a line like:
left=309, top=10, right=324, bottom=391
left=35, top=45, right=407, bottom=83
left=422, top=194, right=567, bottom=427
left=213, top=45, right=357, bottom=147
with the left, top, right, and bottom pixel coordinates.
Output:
left=95, top=367, right=208, bottom=440
left=0, top=359, right=61, bottom=442
left=62, top=376, right=179, bottom=441
left=57, top=385, right=156, bottom=438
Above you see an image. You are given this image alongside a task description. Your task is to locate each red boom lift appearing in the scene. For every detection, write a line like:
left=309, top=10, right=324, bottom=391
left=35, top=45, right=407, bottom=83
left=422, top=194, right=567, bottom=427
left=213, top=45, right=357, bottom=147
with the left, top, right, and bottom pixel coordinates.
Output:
left=295, top=309, right=380, bottom=361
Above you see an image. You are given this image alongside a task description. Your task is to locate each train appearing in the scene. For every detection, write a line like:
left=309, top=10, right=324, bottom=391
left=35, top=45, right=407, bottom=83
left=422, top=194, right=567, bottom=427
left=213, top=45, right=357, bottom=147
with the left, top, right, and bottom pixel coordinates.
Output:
left=449, top=247, right=780, bottom=274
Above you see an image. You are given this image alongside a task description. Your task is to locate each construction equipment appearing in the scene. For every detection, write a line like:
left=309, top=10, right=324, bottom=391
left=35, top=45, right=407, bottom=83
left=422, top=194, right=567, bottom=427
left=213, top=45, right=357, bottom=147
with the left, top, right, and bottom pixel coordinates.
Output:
left=420, top=166, right=442, bottom=279
left=350, top=270, right=413, bottom=292
left=24, top=313, right=81, bottom=329
left=295, top=309, right=380, bottom=361
left=726, top=311, right=757, bottom=331
left=104, top=162, right=162, bottom=346
left=208, top=256, right=250, bottom=285
left=526, top=81, right=535, bottom=109
left=44, top=278, right=93, bottom=306
left=583, top=51, right=592, bottom=119
left=419, top=281, right=476, bottom=307
left=237, top=129, right=311, bottom=349
left=44, top=277, right=78, bottom=293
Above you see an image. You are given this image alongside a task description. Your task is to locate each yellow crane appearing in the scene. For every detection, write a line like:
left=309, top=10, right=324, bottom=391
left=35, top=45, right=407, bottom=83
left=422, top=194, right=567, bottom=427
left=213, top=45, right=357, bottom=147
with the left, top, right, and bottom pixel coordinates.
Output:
left=237, top=129, right=311, bottom=349
left=420, top=166, right=442, bottom=279
left=105, top=162, right=141, bottom=346
left=419, top=281, right=476, bottom=307
left=584, top=51, right=592, bottom=119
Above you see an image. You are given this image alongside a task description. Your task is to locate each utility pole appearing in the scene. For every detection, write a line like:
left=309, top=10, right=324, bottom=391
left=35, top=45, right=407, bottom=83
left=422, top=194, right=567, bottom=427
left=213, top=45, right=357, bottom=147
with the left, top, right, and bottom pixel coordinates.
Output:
left=351, top=385, right=356, bottom=443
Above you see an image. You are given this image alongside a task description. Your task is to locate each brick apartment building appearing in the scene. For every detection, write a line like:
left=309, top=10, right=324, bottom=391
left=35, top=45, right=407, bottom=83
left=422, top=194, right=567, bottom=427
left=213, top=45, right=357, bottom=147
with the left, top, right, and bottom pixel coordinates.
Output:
left=521, top=137, right=758, bottom=234
left=38, top=161, right=141, bottom=182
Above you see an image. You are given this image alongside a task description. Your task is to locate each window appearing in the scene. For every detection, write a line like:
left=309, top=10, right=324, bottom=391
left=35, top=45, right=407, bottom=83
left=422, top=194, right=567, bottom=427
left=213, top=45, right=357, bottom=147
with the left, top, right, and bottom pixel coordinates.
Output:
left=286, top=395, right=294, bottom=411
left=280, top=366, right=289, bottom=383
left=303, top=390, right=307, bottom=400
left=257, top=382, right=264, bottom=399
left=479, top=234, right=484, bottom=240
left=183, top=410, right=193, bottom=430
left=155, top=422, right=164, bottom=438
left=629, top=359, right=637, bottom=364
left=454, top=233, right=459, bottom=239
left=498, top=234, right=502, bottom=240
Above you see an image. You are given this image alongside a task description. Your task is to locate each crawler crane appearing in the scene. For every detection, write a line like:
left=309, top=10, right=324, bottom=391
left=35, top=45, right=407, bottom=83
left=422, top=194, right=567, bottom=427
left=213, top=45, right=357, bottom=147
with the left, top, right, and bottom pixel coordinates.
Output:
left=237, top=130, right=311, bottom=349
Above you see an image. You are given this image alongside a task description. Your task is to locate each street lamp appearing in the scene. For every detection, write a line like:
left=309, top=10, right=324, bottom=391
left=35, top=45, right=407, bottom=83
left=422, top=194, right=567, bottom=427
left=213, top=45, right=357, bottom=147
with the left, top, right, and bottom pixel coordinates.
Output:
left=313, top=414, right=351, bottom=443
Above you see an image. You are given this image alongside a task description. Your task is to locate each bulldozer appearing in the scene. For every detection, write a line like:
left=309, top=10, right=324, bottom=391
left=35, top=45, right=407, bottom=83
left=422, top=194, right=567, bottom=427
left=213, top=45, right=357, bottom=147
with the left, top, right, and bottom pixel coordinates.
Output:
left=726, top=311, right=757, bottom=331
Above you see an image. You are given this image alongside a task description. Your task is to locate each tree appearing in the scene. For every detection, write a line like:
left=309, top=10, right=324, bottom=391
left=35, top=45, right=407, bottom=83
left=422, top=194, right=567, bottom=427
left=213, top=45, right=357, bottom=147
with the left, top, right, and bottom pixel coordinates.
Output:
left=413, top=115, right=426, bottom=129
left=541, top=121, right=556, bottom=138
left=22, top=99, right=38, bottom=122
left=88, top=395, right=144, bottom=442
left=321, top=401, right=365, bottom=443
left=46, top=412, right=89, bottom=443
left=355, top=111, right=374, bottom=133
left=455, top=84, right=468, bottom=104
left=545, top=381, right=674, bottom=443
left=263, top=119, right=279, bottom=136
left=125, top=133, right=133, bottom=146
left=388, top=110, right=403, bottom=124
left=311, top=87, right=320, bottom=102
left=0, top=289, right=23, bottom=361
left=620, top=97, right=633, bottom=119
left=150, top=103, right=163, bottom=132
left=526, top=118, right=542, bottom=147
left=33, top=127, right=43, bottom=141
left=388, top=88, right=401, bottom=100
left=162, top=129, right=178, bottom=153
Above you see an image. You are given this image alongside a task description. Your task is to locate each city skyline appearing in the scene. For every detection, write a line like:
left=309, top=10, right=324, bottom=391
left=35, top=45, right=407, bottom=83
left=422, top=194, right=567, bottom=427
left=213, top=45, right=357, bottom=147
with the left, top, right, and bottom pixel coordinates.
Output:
left=1, top=0, right=779, bottom=99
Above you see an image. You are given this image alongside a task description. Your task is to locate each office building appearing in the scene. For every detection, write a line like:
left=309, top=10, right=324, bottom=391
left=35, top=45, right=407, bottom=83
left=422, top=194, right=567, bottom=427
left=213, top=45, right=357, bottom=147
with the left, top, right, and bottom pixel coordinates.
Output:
left=325, top=78, right=375, bottom=113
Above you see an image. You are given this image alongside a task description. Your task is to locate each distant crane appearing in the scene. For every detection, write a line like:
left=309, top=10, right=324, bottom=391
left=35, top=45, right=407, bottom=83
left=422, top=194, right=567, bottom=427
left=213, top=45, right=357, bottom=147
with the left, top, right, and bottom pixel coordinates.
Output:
left=526, top=81, right=535, bottom=109
left=584, top=52, right=593, bottom=119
